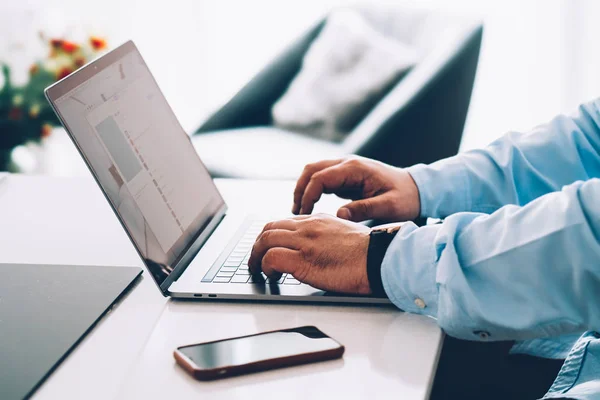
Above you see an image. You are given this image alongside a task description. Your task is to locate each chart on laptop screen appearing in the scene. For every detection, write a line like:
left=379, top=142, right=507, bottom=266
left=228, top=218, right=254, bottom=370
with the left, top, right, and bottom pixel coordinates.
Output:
left=53, top=48, right=222, bottom=282
left=85, top=74, right=198, bottom=252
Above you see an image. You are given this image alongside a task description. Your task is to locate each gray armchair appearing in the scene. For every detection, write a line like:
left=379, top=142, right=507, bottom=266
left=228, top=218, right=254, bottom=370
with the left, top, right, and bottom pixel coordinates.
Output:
left=192, top=6, right=483, bottom=179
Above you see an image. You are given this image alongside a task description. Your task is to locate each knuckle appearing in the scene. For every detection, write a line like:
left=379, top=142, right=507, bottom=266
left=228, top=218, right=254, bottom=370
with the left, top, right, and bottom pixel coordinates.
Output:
left=299, top=245, right=314, bottom=260
left=309, top=171, right=324, bottom=185
left=302, top=164, right=315, bottom=174
left=345, top=158, right=362, bottom=168
left=259, top=229, right=274, bottom=243
left=263, top=222, right=274, bottom=231
left=309, top=214, right=327, bottom=225
left=262, top=249, right=278, bottom=267
left=301, top=221, right=321, bottom=239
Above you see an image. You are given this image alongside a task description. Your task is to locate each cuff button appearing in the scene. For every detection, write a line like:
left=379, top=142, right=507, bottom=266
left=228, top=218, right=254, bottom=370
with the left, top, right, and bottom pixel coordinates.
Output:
left=414, top=298, right=426, bottom=309
left=474, top=330, right=491, bottom=340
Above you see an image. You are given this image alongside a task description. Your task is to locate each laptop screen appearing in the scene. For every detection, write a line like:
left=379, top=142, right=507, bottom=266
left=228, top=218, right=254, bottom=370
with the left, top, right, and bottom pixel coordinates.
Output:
left=48, top=43, right=225, bottom=287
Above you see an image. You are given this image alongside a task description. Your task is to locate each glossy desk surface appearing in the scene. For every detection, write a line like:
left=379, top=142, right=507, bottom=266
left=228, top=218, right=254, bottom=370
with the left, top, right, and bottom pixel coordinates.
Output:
left=0, top=175, right=442, bottom=400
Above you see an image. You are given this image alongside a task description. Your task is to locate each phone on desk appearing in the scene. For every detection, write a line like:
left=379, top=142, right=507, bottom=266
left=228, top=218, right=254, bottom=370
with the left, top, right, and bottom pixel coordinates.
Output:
left=174, top=326, right=344, bottom=381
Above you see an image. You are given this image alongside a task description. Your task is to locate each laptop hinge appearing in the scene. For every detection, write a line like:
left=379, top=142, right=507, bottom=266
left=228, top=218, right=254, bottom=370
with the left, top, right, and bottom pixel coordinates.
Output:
left=159, top=204, right=227, bottom=293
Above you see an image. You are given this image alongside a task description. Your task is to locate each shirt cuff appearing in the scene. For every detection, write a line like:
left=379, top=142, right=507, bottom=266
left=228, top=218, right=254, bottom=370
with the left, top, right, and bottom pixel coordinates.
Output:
left=407, top=159, right=472, bottom=218
left=381, top=222, right=441, bottom=318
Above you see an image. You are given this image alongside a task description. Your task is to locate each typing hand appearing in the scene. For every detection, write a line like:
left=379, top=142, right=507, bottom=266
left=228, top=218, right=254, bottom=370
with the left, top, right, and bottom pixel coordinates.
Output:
left=248, top=214, right=371, bottom=294
left=292, top=156, right=421, bottom=222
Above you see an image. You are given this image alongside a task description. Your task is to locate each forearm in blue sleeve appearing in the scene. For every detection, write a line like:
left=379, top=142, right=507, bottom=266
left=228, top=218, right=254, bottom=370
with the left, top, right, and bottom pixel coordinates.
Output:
left=408, top=101, right=600, bottom=218
left=382, top=178, right=600, bottom=341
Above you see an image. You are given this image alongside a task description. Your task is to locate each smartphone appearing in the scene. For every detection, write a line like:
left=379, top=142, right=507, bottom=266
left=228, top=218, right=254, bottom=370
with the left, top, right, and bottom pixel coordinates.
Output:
left=173, top=326, right=344, bottom=381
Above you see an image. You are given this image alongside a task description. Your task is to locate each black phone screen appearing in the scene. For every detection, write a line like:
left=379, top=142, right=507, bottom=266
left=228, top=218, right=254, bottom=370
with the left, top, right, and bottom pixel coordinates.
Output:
left=178, top=326, right=341, bottom=370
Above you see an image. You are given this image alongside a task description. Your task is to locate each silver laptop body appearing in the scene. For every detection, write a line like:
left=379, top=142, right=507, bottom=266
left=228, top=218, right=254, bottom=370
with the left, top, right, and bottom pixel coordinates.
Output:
left=45, top=40, right=389, bottom=305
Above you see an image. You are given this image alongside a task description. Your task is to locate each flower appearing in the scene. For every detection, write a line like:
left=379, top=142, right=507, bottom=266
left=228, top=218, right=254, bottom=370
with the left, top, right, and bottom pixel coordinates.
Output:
left=12, top=94, right=24, bottom=106
left=29, top=64, right=39, bottom=76
left=56, top=67, right=73, bottom=80
left=41, top=123, right=53, bottom=138
left=61, top=41, right=79, bottom=54
left=74, top=56, right=86, bottom=68
left=0, top=32, right=109, bottom=166
left=50, top=39, right=64, bottom=49
left=29, top=104, right=40, bottom=119
left=90, top=36, right=107, bottom=51
left=8, top=107, right=22, bottom=121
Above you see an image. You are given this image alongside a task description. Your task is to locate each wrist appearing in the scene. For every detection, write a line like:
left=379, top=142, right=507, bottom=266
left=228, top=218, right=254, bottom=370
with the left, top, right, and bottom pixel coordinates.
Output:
left=391, top=169, right=422, bottom=221
left=367, top=223, right=402, bottom=297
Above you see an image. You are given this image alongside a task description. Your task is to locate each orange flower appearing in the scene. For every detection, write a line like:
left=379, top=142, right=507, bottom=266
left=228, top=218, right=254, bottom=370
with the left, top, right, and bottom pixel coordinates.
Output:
left=90, top=36, right=107, bottom=51
left=29, top=64, right=39, bottom=76
left=56, top=67, right=73, bottom=80
left=61, top=40, right=79, bottom=53
left=41, top=123, right=53, bottom=138
left=74, top=56, right=86, bottom=68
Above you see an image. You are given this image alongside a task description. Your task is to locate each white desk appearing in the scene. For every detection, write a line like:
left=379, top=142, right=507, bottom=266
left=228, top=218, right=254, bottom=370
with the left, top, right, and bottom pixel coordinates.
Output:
left=0, top=175, right=443, bottom=400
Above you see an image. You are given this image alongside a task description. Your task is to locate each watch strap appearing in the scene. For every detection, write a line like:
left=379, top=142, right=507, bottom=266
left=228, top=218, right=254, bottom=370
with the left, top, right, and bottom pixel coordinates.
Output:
left=367, top=224, right=401, bottom=297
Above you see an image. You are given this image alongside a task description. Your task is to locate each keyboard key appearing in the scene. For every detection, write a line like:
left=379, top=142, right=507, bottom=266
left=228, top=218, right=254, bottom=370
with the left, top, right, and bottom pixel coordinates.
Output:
left=227, top=255, right=245, bottom=262
left=219, top=266, right=238, bottom=273
left=224, top=260, right=242, bottom=267
left=217, top=271, right=235, bottom=278
left=238, top=265, right=249, bottom=270
left=213, top=277, right=231, bottom=283
left=235, top=269, right=251, bottom=275
left=284, top=276, right=301, bottom=285
left=231, top=275, right=250, bottom=283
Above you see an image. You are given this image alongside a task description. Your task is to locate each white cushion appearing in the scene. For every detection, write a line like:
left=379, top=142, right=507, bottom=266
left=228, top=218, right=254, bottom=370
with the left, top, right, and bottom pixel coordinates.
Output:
left=192, top=127, right=344, bottom=179
left=272, top=9, right=419, bottom=141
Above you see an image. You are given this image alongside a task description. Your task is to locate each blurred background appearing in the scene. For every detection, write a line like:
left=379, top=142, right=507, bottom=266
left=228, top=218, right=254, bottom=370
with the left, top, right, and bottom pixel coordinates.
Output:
left=2, top=0, right=600, bottom=177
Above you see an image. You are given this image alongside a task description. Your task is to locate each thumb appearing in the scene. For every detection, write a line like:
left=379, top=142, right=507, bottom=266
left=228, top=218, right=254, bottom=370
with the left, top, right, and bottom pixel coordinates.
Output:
left=337, top=198, right=377, bottom=222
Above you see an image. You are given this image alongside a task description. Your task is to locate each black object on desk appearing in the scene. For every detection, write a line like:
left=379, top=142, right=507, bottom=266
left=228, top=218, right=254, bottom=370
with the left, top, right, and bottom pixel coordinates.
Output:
left=0, top=263, right=142, bottom=400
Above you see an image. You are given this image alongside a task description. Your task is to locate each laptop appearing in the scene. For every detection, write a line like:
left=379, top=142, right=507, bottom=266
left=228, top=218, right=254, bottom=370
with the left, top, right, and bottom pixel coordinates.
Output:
left=45, top=40, right=389, bottom=305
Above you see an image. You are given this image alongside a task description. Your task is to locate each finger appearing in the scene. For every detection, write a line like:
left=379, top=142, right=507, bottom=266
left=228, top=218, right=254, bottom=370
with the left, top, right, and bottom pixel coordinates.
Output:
left=293, top=159, right=343, bottom=214
left=259, top=219, right=298, bottom=236
left=337, top=194, right=395, bottom=222
left=260, top=248, right=303, bottom=279
left=248, top=229, right=300, bottom=274
left=257, top=216, right=312, bottom=240
left=300, top=163, right=362, bottom=214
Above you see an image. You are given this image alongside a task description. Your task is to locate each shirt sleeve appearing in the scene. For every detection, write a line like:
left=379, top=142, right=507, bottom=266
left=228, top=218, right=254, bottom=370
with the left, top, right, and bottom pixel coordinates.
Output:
left=407, top=100, right=600, bottom=218
left=382, top=100, right=600, bottom=341
left=382, top=178, right=600, bottom=341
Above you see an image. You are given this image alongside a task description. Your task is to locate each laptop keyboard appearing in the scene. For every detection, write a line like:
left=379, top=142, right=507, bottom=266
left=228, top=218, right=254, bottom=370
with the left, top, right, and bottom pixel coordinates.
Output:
left=210, top=220, right=301, bottom=285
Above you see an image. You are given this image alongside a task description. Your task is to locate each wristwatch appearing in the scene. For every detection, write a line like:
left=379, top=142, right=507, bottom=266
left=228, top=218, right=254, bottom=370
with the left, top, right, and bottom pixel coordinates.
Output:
left=367, top=223, right=402, bottom=297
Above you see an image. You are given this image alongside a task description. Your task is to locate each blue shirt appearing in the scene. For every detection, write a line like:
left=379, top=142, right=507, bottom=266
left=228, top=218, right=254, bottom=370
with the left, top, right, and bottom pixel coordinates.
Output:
left=382, top=99, right=600, bottom=399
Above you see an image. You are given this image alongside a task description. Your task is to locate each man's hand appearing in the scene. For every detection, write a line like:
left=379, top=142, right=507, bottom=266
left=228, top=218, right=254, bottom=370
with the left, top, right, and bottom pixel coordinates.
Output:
left=248, top=214, right=372, bottom=294
left=292, top=156, right=420, bottom=222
